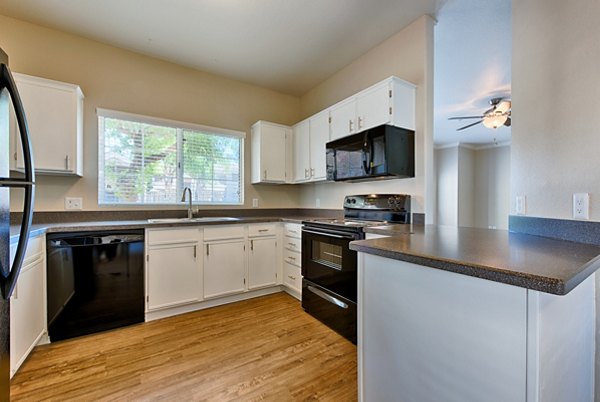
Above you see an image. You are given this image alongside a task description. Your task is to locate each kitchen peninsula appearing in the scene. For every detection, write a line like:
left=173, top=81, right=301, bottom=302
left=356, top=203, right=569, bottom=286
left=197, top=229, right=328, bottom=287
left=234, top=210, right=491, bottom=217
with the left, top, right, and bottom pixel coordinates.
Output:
left=350, top=225, right=600, bottom=402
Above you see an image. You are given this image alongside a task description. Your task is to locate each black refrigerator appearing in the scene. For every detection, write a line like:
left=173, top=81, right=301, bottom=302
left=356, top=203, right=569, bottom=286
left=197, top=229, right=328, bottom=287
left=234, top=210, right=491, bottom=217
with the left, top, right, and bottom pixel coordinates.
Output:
left=0, top=47, right=35, bottom=401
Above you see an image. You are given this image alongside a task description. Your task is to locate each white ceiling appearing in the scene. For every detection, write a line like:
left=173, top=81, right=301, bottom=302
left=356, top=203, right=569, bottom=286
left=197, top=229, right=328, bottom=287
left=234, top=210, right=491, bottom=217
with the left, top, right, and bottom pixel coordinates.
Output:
left=0, top=0, right=440, bottom=96
left=434, top=0, right=512, bottom=145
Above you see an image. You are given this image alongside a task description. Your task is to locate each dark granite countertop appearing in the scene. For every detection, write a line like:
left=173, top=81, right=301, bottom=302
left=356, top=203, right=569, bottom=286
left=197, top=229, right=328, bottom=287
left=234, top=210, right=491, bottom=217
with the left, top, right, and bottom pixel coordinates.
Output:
left=351, top=224, right=600, bottom=295
left=9, top=215, right=315, bottom=243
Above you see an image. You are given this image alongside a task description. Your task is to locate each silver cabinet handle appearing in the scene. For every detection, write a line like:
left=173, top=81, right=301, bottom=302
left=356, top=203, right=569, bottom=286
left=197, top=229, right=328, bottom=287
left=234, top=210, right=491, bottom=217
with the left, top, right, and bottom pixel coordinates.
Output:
left=206, top=244, right=209, bottom=256
left=258, top=229, right=269, bottom=233
left=288, top=242, right=295, bottom=247
left=307, top=285, right=348, bottom=309
left=310, top=168, right=315, bottom=177
left=358, top=116, right=363, bottom=129
left=305, top=168, right=309, bottom=178
left=348, top=119, right=354, bottom=132
left=288, top=256, right=296, bottom=261
left=65, top=155, right=69, bottom=170
left=250, top=239, right=254, bottom=251
left=288, top=275, right=296, bottom=281
left=263, top=169, right=267, bottom=180
left=194, top=245, right=197, bottom=258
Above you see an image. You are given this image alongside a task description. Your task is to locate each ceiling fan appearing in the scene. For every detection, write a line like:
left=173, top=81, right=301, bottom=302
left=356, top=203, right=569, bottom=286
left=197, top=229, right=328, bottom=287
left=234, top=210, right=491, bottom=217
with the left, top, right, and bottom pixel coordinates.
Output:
left=449, top=98, right=512, bottom=131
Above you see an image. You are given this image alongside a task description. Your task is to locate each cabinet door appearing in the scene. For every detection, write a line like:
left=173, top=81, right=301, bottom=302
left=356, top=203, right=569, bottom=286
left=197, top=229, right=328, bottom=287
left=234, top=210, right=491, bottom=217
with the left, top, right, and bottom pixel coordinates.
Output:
left=248, top=237, right=278, bottom=289
left=12, top=75, right=82, bottom=174
left=10, top=256, right=45, bottom=377
left=330, top=98, right=356, bottom=141
left=356, top=81, right=391, bottom=132
left=147, top=243, right=200, bottom=310
left=260, top=123, right=287, bottom=182
left=308, top=110, right=330, bottom=181
left=204, top=240, right=246, bottom=298
left=293, top=119, right=310, bottom=182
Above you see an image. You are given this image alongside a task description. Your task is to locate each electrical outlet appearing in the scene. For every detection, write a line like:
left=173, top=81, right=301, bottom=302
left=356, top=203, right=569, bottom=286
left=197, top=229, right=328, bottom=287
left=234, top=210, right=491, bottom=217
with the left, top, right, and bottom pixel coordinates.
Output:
left=65, top=197, right=83, bottom=210
left=573, top=193, right=590, bottom=219
left=515, top=195, right=526, bottom=215
left=252, top=198, right=259, bottom=208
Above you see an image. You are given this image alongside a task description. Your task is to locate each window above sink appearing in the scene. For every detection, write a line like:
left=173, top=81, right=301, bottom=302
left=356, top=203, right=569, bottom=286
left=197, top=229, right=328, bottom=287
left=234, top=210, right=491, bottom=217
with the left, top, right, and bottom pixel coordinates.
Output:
left=97, top=108, right=245, bottom=207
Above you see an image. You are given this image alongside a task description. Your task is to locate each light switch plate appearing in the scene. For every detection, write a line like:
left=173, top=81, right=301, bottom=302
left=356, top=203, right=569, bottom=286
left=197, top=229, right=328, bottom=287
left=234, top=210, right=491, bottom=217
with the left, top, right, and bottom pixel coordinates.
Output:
left=65, top=197, right=83, bottom=210
left=252, top=198, right=259, bottom=208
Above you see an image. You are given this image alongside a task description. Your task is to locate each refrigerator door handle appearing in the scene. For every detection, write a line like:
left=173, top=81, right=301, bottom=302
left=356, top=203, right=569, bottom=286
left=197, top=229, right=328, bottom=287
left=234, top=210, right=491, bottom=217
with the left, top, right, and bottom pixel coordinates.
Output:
left=0, top=62, right=35, bottom=299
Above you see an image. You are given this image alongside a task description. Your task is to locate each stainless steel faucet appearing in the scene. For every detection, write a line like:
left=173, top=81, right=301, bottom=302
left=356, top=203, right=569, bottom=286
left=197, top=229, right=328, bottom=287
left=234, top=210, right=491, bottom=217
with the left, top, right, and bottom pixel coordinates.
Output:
left=181, top=187, right=193, bottom=219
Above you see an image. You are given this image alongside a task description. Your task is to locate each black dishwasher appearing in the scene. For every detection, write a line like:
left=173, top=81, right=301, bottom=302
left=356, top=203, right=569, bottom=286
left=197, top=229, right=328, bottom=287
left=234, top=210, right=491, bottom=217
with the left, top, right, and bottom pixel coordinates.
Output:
left=46, top=230, right=144, bottom=341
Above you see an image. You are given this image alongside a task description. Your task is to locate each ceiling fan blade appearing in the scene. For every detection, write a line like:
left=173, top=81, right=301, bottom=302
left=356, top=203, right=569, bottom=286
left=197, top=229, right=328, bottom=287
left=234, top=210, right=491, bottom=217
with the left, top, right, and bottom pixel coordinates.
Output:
left=448, top=116, right=484, bottom=120
left=456, top=120, right=483, bottom=131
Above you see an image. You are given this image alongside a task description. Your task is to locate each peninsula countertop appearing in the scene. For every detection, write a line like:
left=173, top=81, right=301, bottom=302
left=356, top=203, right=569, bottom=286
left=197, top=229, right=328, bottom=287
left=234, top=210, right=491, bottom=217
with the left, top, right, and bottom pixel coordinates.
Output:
left=350, top=224, right=600, bottom=295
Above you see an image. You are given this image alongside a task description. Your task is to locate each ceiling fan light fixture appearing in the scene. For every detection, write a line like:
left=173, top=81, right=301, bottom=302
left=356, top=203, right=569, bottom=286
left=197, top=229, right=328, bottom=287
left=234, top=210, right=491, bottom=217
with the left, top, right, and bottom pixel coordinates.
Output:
left=482, top=113, right=508, bottom=129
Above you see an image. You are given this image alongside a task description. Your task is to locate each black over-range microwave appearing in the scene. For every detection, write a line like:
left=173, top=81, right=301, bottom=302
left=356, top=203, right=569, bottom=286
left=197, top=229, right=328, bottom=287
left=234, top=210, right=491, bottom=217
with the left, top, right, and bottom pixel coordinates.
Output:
left=326, top=124, right=415, bottom=182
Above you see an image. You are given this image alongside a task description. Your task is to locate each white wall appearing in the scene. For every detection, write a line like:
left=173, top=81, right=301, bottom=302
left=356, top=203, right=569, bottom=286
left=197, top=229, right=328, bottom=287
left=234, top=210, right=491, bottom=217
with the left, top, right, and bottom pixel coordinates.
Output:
left=436, top=144, right=510, bottom=230
left=436, top=146, right=458, bottom=226
left=298, top=16, right=435, bottom=219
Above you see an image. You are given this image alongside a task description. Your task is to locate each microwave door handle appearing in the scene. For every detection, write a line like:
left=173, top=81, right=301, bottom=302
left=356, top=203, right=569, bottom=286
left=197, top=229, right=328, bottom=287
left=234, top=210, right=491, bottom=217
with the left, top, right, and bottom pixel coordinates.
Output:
left=362, top=132, right=373, bottom=175
left=0, top=63, right=36, bottom=299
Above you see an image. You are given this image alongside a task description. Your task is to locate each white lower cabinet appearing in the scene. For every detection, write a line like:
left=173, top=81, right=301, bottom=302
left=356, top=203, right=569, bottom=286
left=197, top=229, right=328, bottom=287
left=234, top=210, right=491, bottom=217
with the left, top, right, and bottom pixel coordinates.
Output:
left=204, top=239, right=246, bottom=298
left=10, top=235, right=47, bottom=378
left=146, top=228, right=202, bottom=311
left=248, top=232, right=279, bottom=290
left=282, top=223, right=302, bottom=300
left=146, top=223, right=289, bottom=320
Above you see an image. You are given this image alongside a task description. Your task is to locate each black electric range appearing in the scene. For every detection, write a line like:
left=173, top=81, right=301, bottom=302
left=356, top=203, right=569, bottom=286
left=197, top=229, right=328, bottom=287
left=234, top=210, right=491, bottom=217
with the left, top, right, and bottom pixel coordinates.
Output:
left=301, top=194, right=411, bottom=343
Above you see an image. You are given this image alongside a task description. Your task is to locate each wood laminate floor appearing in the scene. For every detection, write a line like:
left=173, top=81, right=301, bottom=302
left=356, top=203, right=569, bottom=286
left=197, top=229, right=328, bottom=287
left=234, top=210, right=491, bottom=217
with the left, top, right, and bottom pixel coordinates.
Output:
left=10, top=292, right=357, bottom=401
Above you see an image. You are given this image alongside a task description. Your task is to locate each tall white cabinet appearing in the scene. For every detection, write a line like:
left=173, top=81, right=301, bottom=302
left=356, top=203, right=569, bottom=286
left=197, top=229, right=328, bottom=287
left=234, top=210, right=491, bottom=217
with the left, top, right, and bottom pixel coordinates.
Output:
left=11, top=73, right=84, bottom=176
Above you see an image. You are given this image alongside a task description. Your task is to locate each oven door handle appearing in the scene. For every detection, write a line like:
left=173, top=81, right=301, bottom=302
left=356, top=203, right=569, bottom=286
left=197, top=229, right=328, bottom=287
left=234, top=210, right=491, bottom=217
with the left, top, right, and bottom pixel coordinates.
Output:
left=307, top=286, right=348, bottom=309
left=302, top=229, right=357, bottom=240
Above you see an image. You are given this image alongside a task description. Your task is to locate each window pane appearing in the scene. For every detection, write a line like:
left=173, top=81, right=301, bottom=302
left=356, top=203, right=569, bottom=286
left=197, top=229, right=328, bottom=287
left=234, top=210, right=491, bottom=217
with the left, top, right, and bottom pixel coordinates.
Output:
left=183, top=130, right=241, bottom=204
left=98, top=111, right=243, bottom=206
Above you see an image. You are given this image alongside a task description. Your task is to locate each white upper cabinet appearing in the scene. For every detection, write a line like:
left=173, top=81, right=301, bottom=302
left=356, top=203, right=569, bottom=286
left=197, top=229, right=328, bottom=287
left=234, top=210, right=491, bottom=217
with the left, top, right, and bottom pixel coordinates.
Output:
left=292, top=110, right=329, bottom=183
left=251, top=120, right=291, bottom=184
left=330, top=97, right=357, bottom=141
left=330, top=76, right=415, bottom=141
left=292, top=119, right=310, bottom=182
left=308, top=110, right=330, bottom=181
left=11, top=73, right=84, bottom=176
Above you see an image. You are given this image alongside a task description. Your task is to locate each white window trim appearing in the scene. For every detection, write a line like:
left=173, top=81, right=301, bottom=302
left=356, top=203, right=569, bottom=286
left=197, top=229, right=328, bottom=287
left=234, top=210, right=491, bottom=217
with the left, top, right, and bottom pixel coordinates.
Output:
left=97, top=108, right=245, bottom=206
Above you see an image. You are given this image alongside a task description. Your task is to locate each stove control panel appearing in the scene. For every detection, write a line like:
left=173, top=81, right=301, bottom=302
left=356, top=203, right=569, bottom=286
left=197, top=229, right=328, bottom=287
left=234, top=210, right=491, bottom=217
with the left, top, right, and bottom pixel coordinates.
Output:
left=343, top=194, right=410, bottom=211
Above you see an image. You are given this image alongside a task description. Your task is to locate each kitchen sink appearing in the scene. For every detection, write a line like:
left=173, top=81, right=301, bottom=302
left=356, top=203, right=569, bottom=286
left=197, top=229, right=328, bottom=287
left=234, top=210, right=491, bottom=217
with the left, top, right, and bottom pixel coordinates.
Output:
left=148, top=217, right=240, bottom=223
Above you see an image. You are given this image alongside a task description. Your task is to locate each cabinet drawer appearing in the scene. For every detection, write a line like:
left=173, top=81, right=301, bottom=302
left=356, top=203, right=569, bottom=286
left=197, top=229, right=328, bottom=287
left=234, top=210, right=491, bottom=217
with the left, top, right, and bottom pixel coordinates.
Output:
left=284, top=236, right=301, bottom=253
left=203, top=225, right=245, bottom=241
left=147, top=228, right=200, bottom=245
left=283, top=249, right=301, bottom=268
left=248, top=223, right=277, bottom=237
left=283, top=262, right=302, bottom=291
left=284, top=223, right=302, bottom=238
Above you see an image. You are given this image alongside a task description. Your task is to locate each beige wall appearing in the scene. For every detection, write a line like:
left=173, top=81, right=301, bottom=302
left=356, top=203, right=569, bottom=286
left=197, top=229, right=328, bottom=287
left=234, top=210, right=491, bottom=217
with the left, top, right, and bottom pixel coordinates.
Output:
left=298, top=16, right=435, bottom=218
left=0, top=14, right=302, bottom=211
left=512, top=0, right=600, bottom=221
left=512, top=0, right=600, bottom=397
left=457, top=146, right=475, bottom=227
left=474, top=145, right=510, bottom=230
left=435, top=146, right=458, bottom=226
